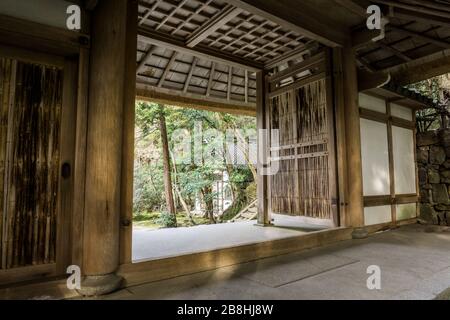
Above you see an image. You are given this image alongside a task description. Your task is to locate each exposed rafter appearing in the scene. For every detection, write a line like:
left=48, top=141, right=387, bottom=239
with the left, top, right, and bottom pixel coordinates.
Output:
left=206, top=62, right=216, bottom=97
left=137, top=45, right=156, bottom=74
left=377, top=41, right=411, bottom=62
left=158, top=51, right=178, bottom=87
left=388, top=25, right=450, bottom=49
left=186, top=4, right=243, bottom=48
left=183, top=57, right=198, bottom=93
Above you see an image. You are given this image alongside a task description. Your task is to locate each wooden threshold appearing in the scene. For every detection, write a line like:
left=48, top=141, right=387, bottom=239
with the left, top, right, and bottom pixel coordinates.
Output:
left=117, top=227, right=353, bottom=288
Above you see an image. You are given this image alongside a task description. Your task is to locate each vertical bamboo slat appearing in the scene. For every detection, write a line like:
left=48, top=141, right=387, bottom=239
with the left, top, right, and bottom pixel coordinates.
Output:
left=0, top=59, right=62, bottom=269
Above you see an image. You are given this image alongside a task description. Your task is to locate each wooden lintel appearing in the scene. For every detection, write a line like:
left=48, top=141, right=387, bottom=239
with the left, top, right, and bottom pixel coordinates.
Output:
left=186, top=5, right=243, bottom=48
left=136, top=83, right=256, bottom=116
left=389, top=50, right=450, bottom=85
left=137, top=27, right=263, bottom=72
left=225, top=0, right=347, bottom=47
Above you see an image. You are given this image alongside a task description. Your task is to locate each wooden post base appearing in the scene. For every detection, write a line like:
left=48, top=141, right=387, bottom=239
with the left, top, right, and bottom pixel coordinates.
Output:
left=351, top=227, right=369, bottom=239
left=77, top=274, right=123, bottom=297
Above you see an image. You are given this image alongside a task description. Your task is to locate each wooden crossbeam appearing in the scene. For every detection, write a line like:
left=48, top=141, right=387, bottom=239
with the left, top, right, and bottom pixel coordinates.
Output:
left=158, top=51, right=178, bottom=87
left=186, top=5, right=243, bottom=48
left=138, top=27, right=263, bottom=72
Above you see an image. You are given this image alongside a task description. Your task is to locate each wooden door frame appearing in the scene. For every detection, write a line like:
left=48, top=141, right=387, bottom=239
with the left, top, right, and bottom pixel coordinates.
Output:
left=0, top=44, right=80, bottom=285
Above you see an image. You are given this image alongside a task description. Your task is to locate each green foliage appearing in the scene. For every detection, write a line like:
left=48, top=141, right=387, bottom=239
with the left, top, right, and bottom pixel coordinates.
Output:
left=133, top=101, right=256, bottom=226
left=156, top=211, right=178, bottom=228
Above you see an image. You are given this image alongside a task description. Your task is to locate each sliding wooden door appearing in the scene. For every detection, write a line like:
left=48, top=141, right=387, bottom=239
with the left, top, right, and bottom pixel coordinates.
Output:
left=0, top=48, right=76, bottom=284
left=267, top=50, right=338, bottom=226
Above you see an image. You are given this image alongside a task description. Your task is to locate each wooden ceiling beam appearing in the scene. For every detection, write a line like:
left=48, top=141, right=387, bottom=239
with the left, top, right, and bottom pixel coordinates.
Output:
left=186, top=4, right=243, bottom=48
left=138, top=26, right=263, bottom=72
left=225, top=0, right=347, bottom=47
left=390, top=50, right=450, bottom=85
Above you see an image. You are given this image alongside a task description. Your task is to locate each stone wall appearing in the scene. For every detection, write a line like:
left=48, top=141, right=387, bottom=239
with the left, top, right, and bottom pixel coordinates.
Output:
left=417, top=129, right=450, bottom=226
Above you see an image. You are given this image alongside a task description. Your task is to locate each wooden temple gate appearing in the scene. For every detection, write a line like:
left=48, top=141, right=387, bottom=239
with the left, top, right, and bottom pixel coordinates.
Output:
left=0, top=0, right=449, bottom=295
left=266, top=51, right=338, bottom=226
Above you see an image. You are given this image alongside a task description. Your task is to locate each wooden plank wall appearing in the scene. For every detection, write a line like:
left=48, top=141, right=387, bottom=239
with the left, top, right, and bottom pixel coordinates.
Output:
left=0, top=59, right=63, bottom=269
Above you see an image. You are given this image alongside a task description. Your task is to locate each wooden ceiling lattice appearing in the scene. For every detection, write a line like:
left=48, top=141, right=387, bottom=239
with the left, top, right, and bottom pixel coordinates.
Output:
left=136, top=0, right=319, bottom=112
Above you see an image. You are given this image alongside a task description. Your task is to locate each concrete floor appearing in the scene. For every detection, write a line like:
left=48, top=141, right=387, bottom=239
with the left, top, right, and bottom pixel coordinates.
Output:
left=112, top=224, right=450, bottom=300
left=132, top=215, right=328, bottom=262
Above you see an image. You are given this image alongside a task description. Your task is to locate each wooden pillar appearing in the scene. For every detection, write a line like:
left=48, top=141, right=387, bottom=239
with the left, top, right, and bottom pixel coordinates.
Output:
left=256, top=71, right=270, bottom=226
left=342, top=45, right=366, bottom=238
left=80, top=0, right=137, bottom=296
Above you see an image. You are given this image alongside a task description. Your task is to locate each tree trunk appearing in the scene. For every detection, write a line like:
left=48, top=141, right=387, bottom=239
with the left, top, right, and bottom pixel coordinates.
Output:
left=159, top=106, right=177, bottom=225
left=171, top=151, right=195, bottom=225
left=202, top=186, right=216, bottom=224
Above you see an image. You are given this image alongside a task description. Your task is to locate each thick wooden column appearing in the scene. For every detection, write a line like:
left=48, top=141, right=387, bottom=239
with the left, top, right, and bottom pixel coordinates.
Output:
left=342, top=45, right=366, bottom=238
left=80, top=0, right=137, bottom=296
left=256, top=71, right=270, bottom=226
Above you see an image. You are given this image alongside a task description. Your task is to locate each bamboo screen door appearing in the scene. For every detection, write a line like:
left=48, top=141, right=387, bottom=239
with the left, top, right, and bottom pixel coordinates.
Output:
left=0, top=49, right=76, bottom=284
left=267, top=51, right=338, bottom=226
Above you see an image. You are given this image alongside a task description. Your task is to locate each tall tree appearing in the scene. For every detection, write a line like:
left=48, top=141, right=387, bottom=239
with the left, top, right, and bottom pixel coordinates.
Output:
left=158, top=105, right=177, bottom=225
